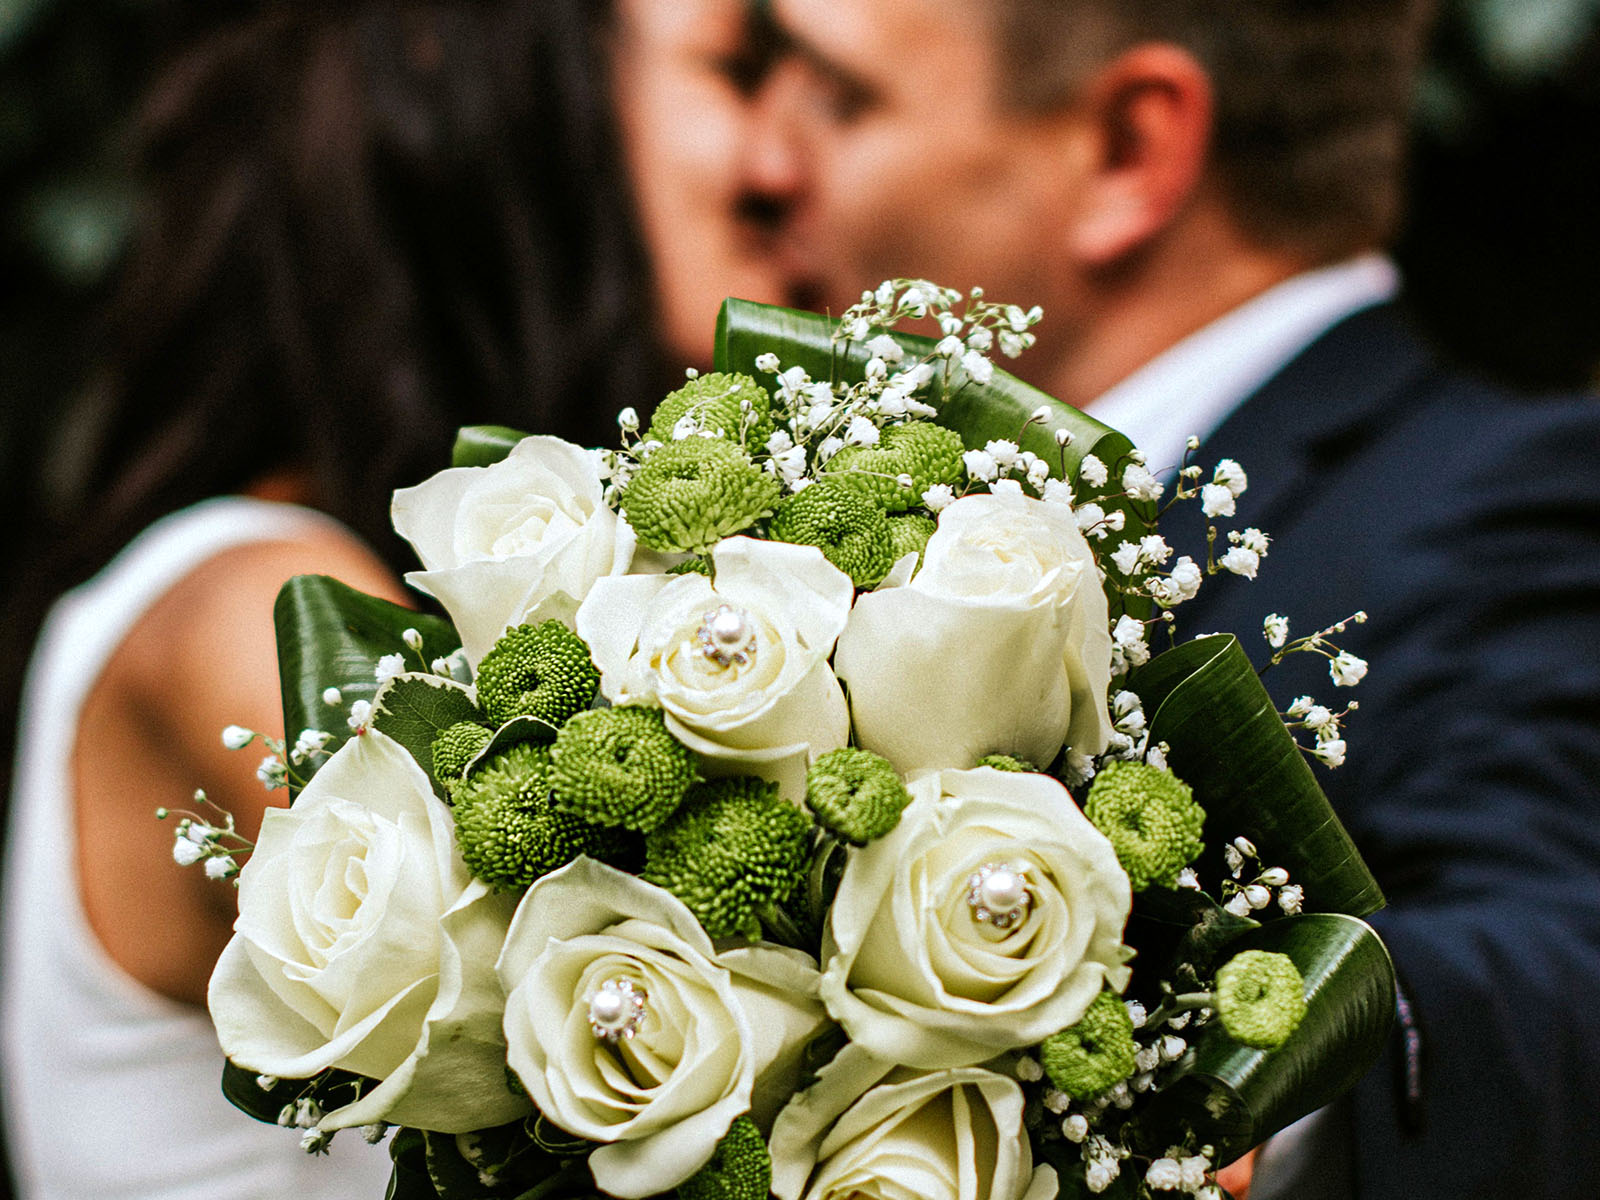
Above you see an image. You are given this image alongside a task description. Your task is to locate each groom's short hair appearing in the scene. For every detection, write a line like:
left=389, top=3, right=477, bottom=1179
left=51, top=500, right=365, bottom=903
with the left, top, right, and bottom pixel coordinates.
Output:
left=998, top=0, right=1435, bottom=261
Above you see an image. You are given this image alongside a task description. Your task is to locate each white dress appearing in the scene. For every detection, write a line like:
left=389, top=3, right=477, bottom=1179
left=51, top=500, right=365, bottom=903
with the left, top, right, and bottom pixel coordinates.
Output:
left=1, top=497, right=397, bottom=1200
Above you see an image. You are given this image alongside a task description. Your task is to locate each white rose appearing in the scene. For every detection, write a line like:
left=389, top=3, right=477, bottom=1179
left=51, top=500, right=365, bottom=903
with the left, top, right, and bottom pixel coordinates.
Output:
left=497, top=859, right=829, bottom=1198
left=821, top=767, right=1133, bottom=1068
left=768, top=1043, right=1058, bottom=1200
left=209, top=730, right=525, bottom=1133
left=577, top=536, right=853, bottom=799
left=391, top=435, right=636, bottom=666
left=834, top=491, right=1114, bottom=774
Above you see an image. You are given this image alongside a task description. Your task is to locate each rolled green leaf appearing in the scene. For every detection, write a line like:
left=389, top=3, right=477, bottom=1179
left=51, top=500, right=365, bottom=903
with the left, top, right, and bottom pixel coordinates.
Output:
left=1129, top=633, right=1384, bottom=918
left=451, top=425, right=528, bottom=469
left=1128, top=913, right=1395, bottom=1164
left=273, top=575, right=460, bottom=793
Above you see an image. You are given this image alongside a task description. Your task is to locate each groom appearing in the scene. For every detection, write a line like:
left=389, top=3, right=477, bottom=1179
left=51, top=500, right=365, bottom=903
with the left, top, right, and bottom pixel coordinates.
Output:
left=738, top=1, right=1600, bottom=1196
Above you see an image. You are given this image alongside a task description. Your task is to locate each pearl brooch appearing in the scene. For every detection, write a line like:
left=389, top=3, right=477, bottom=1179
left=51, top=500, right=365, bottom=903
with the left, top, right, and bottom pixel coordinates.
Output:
left=696, top=604, right=757, bottom=668
left=586, top=978, right=647, bottom=1042
left=966, top=862, right=1032, bottom=930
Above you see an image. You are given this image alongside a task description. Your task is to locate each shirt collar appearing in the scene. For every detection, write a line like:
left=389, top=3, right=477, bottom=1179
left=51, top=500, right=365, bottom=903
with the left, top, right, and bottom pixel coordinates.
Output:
left=1086, top=254, right=1400, bottom=474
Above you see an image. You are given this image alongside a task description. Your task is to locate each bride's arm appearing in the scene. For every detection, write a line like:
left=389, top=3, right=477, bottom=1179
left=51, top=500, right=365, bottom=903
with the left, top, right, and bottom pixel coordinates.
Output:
left=73, top=525, right=411, bottom=1007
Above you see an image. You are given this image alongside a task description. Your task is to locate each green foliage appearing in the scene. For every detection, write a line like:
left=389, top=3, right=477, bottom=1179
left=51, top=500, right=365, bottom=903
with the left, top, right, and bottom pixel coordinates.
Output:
left=1128, top=635, right=1383, bottom=917
left=474, top=620, right=600, bottom=728
left=370, top=674, right=483, bottom=797
left=274, top=575, right=461, bottom=794
left=805, top=747, right=910, bottom=845
left=621, top=437, right=781, bottom=553
left=768, top=480, right=894, bottom=588
left=822, top=421, right=965, bottom=512
left=549, top=705, right=696, bottom=833
left=644, top=777, right=812, bottom=939
left=677, top=1116, right=771, bottom=1200
left=648, top=371, right=773, bottom=448
left=1039, top=990, right=1138, bottom=1099
left=1084, top=760, right=1206, bottom=891
left=1214, top=950, right=1307, bottom=1050
left=452, top=743, right=628, bottom=891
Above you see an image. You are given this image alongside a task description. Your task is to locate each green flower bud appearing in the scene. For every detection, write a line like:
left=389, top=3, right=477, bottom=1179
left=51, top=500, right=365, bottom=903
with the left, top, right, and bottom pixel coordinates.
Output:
left=643, top=777, right=811, bottom=939
left=676, top=1115, right=770, bottom=1200
left=1215, top=950, right=1307, bottom=1049
left=768, top=481, right=894, bottom=588
left=623, top=438, right=781, bottom=554
left=806, top=747, right=910, bottom=845
left=474, top=620, right=600, bottom=728
left=431, top=720, right=493, bottom=783
left=1039, top=990, right=1138, bottom=1099
left=822, top=421, right=965, bottom=512
left=976, top=753, right=1036, bottom=773
left=1083, top=760, right=1206, bottom=891
left=452, top=743, right=632, bottom=891
left=648, top=372, right=774, bottom=448
left=549, top=705, right=696, bottom=833
left=886, top=511, right=936, bottom=570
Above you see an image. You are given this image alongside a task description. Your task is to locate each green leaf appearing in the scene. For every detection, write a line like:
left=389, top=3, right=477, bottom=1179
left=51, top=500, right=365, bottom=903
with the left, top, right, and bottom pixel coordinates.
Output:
left=1129, top=634, right=1384, bottom=918
left=713, top=297, right=1151, bottom=611
left=274, top=575, right=461, bottom=793
left=388, top=1128, right=438, bottom=1200
left=461, top=714, right=563, bottom=778
left=1128, top=913, right=1395, bottom=1164
left=452, top=425, right=529, bottom=469
left=220, top=1059, right=374, bottom=1126
left=372, top=672, right=483, bottom=798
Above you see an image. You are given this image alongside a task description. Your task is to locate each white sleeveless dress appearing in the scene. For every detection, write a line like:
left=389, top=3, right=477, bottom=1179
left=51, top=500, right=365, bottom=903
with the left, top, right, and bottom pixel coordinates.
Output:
left=1, top=497, right=397, bottom=1200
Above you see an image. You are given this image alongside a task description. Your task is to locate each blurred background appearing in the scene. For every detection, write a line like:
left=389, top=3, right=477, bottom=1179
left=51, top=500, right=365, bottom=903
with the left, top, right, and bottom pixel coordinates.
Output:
left=3, top=0, right=1599, bottom=575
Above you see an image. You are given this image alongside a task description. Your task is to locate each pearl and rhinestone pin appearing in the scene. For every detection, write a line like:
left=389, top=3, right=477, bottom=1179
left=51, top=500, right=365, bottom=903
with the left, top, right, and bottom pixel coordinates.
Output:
left=966, top=863, right=1033, bottom=930
left=586, top=978, right=647, bottom=1043
left=696, top=604, right=757, bottom=668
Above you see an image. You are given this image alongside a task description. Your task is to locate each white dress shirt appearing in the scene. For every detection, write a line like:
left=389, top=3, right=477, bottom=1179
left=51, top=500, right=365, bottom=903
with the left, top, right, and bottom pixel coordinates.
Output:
left=1088, top=254, right=1400, bottom=468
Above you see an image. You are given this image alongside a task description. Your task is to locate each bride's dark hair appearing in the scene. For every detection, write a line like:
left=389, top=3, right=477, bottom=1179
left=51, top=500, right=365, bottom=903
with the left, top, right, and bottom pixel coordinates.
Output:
left=0, top=0, right=673, bottom=804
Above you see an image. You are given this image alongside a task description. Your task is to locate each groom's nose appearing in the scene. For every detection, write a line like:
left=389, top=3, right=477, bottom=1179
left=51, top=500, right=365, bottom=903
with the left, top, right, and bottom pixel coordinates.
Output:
left=735, top=59, right=813, bottom=225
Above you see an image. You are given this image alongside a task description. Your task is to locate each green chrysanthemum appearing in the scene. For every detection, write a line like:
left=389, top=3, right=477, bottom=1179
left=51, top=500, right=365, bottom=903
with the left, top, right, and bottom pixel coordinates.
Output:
left=643, top=777, right=811, bottom=939
left=676, top=1116, right=771, bottom=1200
left=886, top=512, right=936, bottom=570
left=1083, top=760, right=1206, bottom=891
left=1215, top=950, right=1307, bottom=1049
left=821, top=421, right=965, bottom=512
left=432, top=720, right=493, bottom=784
left=667, top=556, right=714, bottom=577
left=806, top=747, right=910, bottom=845
left=549, top=705, right=696, bottom=833
left=1039, top=989, right=1139, bottom=1099
left=474, top=620, right=600, bottom=728
left=976, top=753, right=1037, bottom=773
left=623, top=437, right=781, bottom=554
left=648, top=372, right=774, bottom=448
left=452, top=742, right=630, bottom=891
left=768, top=481, right=894, bottom=588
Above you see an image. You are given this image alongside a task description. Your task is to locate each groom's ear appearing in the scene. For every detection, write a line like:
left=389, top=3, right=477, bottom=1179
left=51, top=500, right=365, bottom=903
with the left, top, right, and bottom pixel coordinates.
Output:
left=1057, top=44, right=1214, bottom=267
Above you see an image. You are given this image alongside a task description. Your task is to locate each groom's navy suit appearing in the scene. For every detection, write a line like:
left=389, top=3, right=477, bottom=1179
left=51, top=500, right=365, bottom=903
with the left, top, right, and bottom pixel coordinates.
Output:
left=1167, top=303, right=1600, bottom=1198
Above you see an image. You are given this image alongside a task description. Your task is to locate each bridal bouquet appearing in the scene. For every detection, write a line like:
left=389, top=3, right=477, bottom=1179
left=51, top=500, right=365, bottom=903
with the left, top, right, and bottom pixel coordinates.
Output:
left=176, top=284, right=1394, bottom=1200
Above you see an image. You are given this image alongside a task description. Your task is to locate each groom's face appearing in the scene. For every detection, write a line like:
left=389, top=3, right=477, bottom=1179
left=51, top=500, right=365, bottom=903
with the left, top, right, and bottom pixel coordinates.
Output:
left=752, top=0, right=1085, bottom=323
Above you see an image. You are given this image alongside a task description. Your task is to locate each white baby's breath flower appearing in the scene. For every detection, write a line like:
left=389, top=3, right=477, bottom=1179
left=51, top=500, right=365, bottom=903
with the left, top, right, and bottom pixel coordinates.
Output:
left=1063, top=1113, right=1090, bottom=1142
left=985, top=439, right=1022, bottom=471
left=1200, top=482, right=1236, bottom=518
left=346, top=700, right=373, bottom=733
left=1330, top=651, right=1369, bottom=687
left=938, top=312, right=964, bottom=336
left=864, top=333, right=903, bottom=363
left=922, top=483, right=956, bottom=512
left=671, top=415, right=701, bottom=441
left=1214, top=459, right=1248, bottom=497
left=1263, top=613, right=1290, bottom=649
left=172, top=837, right=206, bottom=867
left=754, top=352, right=782, bottom=373
left=1112, top=614, right=1151, bottom=670
left=1139, top=534, right=1172, bottom=566
left=935, top=334, right=965, bottom=358
left=1219, top=547, right=1260, bottom=579
left=204, top=855, right=237, bottom=881
left=1278, top=884, right=1305, bottom=915
left=1236, top=527, right=1271, bottom=555
left=320, top=687, right=343, bottom=707
left=967, top=326, right=996, bottom=353
left=817, top=436, right=846, bottom=463
left=1145, top=1158, right=1182, bottom=1190
left=1223, top=892, right=1253, bottom=917
left=1042, top=478, right=1076, bottom=507
left=844, top=416, right=880, bottom=447
left=999, top=330, right=1028, bottom=358
left=374, top=653, right=406, bottom=685
left=1180, top=1155, right=1211, bottom=1190
left=221, top=725, right=254, bottom=751
left=1122, top=463, right=1163, bottom=502
left=1312, top=738, right=1348, bottom=768
left=1111, top=541, right=1143, bottom=576
left=1073, top=502, right=1107, bottom=537
left=962, top=349, right=995, bottom=383
left=256, top=756, right=287, bottom=789
left=989, top=478, right=1025, bottom=499
left=963, top=449, right=1000, bottom=482
left=1079, top=455, right=1108, bottom=487
left=1169, top=556, right=1202, bottom=600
